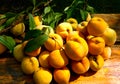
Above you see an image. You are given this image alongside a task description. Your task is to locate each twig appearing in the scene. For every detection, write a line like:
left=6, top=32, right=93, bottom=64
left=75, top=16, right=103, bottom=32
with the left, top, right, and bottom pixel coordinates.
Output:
left=0, top=26, right=12, bottom=35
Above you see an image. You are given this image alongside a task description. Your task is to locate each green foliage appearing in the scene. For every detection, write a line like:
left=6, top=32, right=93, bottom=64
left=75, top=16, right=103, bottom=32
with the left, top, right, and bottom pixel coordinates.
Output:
left=0, top=0, right=95, bottom=53
left=24, top=34, right=48, bottom=52
left=0, top=35, right=16, bottom=52
left=28, top=13, right=36, bottom=30
left=42, top=6, right=63, bottom=28
left=23, top=29, right=44, bottom=41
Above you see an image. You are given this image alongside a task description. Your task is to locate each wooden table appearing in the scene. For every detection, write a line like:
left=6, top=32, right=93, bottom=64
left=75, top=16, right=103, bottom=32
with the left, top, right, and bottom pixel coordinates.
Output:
left=0, top=14, right=120, bottom=84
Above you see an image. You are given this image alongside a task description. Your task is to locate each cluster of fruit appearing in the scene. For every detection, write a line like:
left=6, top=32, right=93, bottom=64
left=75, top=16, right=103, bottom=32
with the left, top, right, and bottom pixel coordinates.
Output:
left=12, top=14, right=117, bottom=84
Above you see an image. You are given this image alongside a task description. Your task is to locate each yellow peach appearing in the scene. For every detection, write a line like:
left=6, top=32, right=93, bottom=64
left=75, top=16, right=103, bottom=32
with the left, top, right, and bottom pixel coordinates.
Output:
left=21, top=56, right=39, bottom=74
left=66, top=18, right=78, bottom=30
left=56, top=22, right=73, bottom=39
left=101, top=27, right=117, bottom=46
left=13, top=44, right=25, bottom=62
left=33, top=67, right=52, bottom=84
left=11, top=22, right=25, bottom=36
left=89, top=55, right=104, bottom=71
left=100, top=46, right=111, bottom=60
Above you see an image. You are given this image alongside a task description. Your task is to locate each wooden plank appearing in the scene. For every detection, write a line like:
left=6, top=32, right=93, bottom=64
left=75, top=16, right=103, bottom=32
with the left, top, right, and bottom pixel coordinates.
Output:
left=0, top=46, right=120, bottom=84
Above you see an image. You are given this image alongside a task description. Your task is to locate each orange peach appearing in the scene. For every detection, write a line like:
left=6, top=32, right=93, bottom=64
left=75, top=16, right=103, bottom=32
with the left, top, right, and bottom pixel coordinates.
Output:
left=71, top=57, right=90, bottom=74
left=53, top=67, right=70, bottom=84
left=44, top=33, right=63, bottom=51
left=25, top=47, right=41, bottom=57
left=66, top=31, right=84, bottom=41
left=48, top=49, right=68, bottom=68
left=0, top=43, right=7, bottom=55
left=87, top=36, right=105, bottom=55
left=34, top=16, right=42, bottom=26
left=23, top=41, right=41, bottom=57
left=87, top=17, right=108, bottom=36
left=65, top=35, right=88, bottom=61
left=38, top=50, right=51, bottom=68
left=65, top=41, right=87, bottom=61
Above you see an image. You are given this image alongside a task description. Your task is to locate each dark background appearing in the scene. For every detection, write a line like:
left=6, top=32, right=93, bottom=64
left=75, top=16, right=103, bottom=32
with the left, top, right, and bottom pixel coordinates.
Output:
left=88, top=0, right=120, bottom=13
left=0, top=0, right=120, bottom=13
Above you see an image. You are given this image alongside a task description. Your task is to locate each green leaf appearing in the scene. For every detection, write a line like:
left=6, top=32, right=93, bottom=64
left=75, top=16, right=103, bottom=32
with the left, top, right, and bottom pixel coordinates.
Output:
left=24, top=34, right=48, bottom=52
left=5, top=17, right=16, bottom=27
left=28, top=13, right=36, bottom=30
left=80, top=9, right=88, bottom=21
left=23, top=29, right=44, bottom=41
left=86, top=5, right=94, bottom=13
left=44, top=6, right=51, bottom=14
left=0, top=35, right=16, bottom=52
left=0, top=25, right=6, bottom=31
left=0, top=12, right=16, bottom=20
left=32, top=0, right=36, bottom=7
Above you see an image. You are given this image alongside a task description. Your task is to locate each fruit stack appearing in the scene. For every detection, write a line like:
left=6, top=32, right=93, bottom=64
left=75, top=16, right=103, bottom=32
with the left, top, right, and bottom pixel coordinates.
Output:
left=13, top=14, right=117, bottom=84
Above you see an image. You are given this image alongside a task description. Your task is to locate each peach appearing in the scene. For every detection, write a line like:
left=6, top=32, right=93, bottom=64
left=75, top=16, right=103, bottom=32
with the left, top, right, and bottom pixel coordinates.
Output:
left=48, top=49, right=68, bottom=68
left=33, top=67, right=52, bottom=84
left=13, top=44, right=25, bottom=62
left=25, top=47, right=41, bottom=57
left=65, top=41, right=86, bottom=61
left=34, top=16, right=42, bottom=26
left=65, top=35, right=88, bottom=61
left=23, top=41, right=41, bottom=57
left=87, top=36, right=105, bottom=55
left=89, top=55, right=104, bottom=71
left=0, top=43, right=7, bottom=55
left=86, top=13, right=91, bottom=22
left=56, top=22, right=73, bottom=39
left=11, top=22, right=25, bottom=36
left=66, top=18, right=78, bottom=30
left=53, top=67, right=70, bottom=84
left=87, top=17, right=108, bottom=36
left=21, top=56, right=39, bottom=74
left=101, top=27, right=117, bottom=46
left=38, top=50, right=51, bottom=68
left=66, top=31, right=84, bottom=40
left=100, top=46, right=111, bottom=60
left=71, top=57, right=90, bottom=74
left=76, top=21, right=88, bottom=36
left=44, top=33, right=63, bottom=51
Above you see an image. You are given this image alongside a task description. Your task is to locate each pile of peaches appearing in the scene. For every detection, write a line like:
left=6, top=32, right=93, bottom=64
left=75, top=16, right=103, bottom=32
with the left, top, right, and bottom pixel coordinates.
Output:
left=13, top=14, right=117, bottom=84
